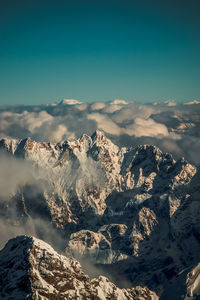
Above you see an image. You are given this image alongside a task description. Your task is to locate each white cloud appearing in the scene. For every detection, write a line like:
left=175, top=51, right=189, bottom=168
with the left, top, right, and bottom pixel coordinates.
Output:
left=110, top=99, right=129, bottom=105
left=88, top=113, right=170, bottom=139
left=90, top=102, right=106, bottom=111
left=112, top=105, right=155, bottom=124
left=88, top=113, right=122, bottom=136
left=0, top=153, right=36, bottom=199
left=0, top=110, right=73, bottom=143
left=20, top=111, right=53, bottom=132
left=0, top=99, right=200, bottom=164
left=75, top=103, right=88, bottom=111
left=103, top=104, right=122, bottom=114
left=124, top=118, right=169, bottom=138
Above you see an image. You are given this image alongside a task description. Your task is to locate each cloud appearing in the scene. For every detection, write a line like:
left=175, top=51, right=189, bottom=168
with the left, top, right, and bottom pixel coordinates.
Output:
left=88, top=113, right=171, bottom=139
left=75, top=103, right=88, bottom=111
left=0, top=145, right=106, bottom=250
left=1, top=99, right=200, bottom=255
left=103, top=104, right=122, bottom=114
left=90, top=102, right=106, bottom=111
left=20, top=111, right=53, bottom=132
left=0, top=110, right=74, bottom=142
left=0, top=152, right=34, bottom=199
left=0, top=216, right=65, bottom=251
left=124, top=117, right=169, bottom=137
left=0, top=99, right=200, bottom=165
left=0, top=151, right=49, bottom=202
left=112, top=105, right=156, bottom=124
left=88, top=113, right=122, bottom=136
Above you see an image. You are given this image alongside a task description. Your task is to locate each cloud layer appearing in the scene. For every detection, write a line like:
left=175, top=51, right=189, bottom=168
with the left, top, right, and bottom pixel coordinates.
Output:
left=0, top=99, right=200, bottom=164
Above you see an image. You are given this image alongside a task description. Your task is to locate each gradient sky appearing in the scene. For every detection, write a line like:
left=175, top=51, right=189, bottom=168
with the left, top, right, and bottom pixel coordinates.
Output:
left=0, top=0, right=200, bottom=105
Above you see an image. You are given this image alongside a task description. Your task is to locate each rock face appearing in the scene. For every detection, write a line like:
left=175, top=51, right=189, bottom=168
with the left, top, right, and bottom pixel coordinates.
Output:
left=0, top=235, right=158, bottom=299
left=0, top=130, right=200, bottom=298
left=185, top=262, right=200, bottom=299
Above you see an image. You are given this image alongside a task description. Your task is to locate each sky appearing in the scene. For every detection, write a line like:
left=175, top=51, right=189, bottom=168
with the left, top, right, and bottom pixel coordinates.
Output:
left=0, top=0, right=200, bottom=105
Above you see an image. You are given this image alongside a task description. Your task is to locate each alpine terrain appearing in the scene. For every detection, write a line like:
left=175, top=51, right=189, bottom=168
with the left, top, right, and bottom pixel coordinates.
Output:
left=0, top=130, right=200, bottom=299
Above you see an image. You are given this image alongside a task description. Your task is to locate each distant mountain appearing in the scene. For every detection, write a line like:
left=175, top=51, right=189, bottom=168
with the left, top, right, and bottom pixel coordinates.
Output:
left=184, top=100, right=200, bottom=105
left=58, top=98, right=83, bottom=105
left=0, top=131, right=200, bottom=299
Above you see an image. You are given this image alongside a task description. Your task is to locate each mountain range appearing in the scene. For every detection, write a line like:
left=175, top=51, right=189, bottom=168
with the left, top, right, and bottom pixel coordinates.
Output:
left=0, top=130, right=200, bottom=299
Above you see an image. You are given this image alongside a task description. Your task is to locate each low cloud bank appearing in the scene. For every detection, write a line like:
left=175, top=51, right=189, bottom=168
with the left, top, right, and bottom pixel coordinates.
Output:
left=0, top=99, right=200, bottom=164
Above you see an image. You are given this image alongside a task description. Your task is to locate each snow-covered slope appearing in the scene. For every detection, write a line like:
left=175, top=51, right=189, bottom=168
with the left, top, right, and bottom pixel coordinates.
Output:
left=0, top=235, right=158, bottom=299
left=0, top=131, right=200, bottom=298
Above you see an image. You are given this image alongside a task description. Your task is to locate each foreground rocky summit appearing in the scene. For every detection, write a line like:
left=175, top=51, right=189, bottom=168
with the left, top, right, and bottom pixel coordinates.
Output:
left=0, top=235, right=158, bottom=299
left=0, top=131, right=200, bottom=298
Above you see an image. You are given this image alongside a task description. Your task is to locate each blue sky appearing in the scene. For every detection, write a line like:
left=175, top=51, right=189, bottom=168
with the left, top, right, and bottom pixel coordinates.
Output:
left=0, top=0, right=200, bottom=105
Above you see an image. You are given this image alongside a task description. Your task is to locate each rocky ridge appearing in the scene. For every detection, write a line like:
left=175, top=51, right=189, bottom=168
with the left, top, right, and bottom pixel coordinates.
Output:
left=0, top=131, right=200, bottom=298
left=0, top=235, right=158, bottom=299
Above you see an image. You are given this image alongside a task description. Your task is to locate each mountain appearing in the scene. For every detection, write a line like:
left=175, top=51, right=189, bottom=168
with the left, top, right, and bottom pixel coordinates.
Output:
left=0, top=130, right=200, bottom=298
left=0, top=235, right=158, bottom=299
left=58, top=98, right=83, bottom=105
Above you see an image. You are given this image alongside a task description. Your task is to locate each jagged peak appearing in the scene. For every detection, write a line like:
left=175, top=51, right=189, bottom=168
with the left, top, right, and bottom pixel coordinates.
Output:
left=13, top=137, right=36, bottom=155
left=91, top=129, right=106, bottom=140
left=91, top=130, right=118, bottom=148
left=0, top=235, right=63, bottom=259
left=58, top=98, right=83, bottom=105
left=0, top=235, right=34, bottom=255
left=0, top=136, right=19, bottom=144
left=77, top=133, right=92, bottom=144
left=134, top=144, right=176, bottom=162
left=0, top=137, right=21, bottom=154
left=136, top=144, right=162, bottom=153
left=24, top=137, right=32, bottom=142
left=19, top=136, right=34, bottom=145
left=0, top=235, right=159, bottom=300
left=0, top=133, right=192, bottom=170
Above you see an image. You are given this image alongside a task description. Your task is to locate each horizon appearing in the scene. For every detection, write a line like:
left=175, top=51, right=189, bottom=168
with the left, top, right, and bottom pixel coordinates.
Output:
left=0, top=97, right=200, bottom=107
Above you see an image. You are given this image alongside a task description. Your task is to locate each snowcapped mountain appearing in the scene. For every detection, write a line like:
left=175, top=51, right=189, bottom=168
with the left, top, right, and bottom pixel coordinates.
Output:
left=58, top=98, right=83, bottom=105
left=0, top=130, right=200, bottom=299
left=0, top=235, right=158, bottom=299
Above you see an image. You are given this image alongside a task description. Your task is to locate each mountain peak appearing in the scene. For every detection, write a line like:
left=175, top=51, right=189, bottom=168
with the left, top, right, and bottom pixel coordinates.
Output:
left=91, top=129, right=106, bottom=140
left=59, top=98, right=83, bottom=105
left=0, top=235, right=158, bottom=299
left=1, top=235, right=34, bottom=254
left=0, top=132, right=199, bottom=298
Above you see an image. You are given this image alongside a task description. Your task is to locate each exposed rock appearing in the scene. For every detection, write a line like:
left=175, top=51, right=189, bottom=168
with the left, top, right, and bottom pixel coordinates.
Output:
left=0, top=131, right=200, bottom=298
left=0, top=235, right=158, bottom=299
left=185, top=262, right=200, bottom=299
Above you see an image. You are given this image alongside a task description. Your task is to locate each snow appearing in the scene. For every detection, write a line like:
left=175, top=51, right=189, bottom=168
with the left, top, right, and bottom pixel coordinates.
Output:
left=184, top=100, right=200, bottom=105
left=0, top=130, right=199, bottom=299
left=110, top=99, right=129, bottom=105
left=0, top=235, right=158, bottom=299
left=59, top=99, right=83, bottom=105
